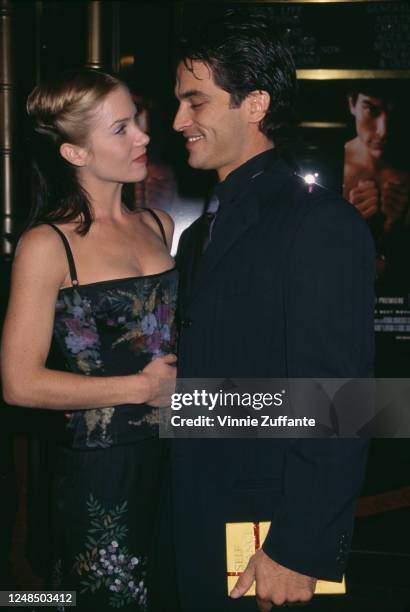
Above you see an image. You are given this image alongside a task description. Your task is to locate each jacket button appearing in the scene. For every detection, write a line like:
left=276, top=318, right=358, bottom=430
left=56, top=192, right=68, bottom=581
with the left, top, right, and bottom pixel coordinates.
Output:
left=181, top=318, right=193, bottom=328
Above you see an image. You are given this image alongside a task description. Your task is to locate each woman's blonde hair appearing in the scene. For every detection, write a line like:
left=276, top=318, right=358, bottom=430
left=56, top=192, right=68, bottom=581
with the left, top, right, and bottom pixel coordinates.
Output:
left=27, top=69, right=121, bottom=146
left=27, top=69, right=132, bottom=234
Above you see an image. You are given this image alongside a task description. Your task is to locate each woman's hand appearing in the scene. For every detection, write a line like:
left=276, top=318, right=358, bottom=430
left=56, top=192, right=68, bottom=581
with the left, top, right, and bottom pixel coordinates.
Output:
left=140, top=353, right=177, bottom=407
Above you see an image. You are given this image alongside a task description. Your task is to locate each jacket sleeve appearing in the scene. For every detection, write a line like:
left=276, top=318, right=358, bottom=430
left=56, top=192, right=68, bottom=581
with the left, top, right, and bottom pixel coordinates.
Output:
left=262, top=194, right=375, bottom=581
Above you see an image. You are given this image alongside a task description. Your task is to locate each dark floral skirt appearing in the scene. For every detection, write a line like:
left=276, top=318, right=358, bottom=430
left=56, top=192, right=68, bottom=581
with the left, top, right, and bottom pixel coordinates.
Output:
left=50, top=438, right=168, bottom=611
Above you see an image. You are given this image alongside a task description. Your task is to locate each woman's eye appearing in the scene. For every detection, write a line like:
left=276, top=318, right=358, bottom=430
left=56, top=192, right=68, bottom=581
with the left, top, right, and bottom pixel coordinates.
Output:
left=191, top=103, right=204, bottom=109
left=115, top=124, right=126, bottom=135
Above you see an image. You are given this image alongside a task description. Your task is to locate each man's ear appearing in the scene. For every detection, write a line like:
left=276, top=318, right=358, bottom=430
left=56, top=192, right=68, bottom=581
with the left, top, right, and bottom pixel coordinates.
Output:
left=246, top=90, right=270, bottom=124
left=347, top=96, right=356, bottom=116
left=59, top=142, right=88, bottom=167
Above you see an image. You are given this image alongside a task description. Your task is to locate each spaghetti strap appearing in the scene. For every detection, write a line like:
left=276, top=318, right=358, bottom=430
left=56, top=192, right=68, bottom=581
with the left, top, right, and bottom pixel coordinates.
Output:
left=46, top=224, right=79, bottom=286
left=143, top=208, right=167, bottom=246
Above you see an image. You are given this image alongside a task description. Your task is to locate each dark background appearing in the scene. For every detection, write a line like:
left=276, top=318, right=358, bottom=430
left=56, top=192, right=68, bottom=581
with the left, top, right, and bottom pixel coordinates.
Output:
left=1, top=2, right=410, bottom=609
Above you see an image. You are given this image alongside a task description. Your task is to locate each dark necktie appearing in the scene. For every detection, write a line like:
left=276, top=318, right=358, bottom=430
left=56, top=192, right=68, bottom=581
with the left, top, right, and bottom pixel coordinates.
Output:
left=202, top=193, right=220, bottom=253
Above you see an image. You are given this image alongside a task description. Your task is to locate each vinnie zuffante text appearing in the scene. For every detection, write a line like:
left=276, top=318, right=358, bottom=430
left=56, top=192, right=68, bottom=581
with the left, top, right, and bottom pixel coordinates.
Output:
left=169, top=389, right=316, bottom=429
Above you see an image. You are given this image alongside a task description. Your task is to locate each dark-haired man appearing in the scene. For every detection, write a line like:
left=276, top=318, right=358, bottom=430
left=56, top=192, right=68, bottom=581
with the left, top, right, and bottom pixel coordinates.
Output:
left=153, top=12, right=375, bottom=612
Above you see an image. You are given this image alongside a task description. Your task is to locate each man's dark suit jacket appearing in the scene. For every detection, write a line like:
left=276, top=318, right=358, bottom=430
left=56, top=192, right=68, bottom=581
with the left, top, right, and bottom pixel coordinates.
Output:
left=170, top=150, right=375, bottom=611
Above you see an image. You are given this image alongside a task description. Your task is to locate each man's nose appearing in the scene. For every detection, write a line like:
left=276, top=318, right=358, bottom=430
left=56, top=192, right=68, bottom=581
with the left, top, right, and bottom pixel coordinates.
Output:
left=173, top=104, right=193, bottom=132
left=376, top=112, right=388, bottom=139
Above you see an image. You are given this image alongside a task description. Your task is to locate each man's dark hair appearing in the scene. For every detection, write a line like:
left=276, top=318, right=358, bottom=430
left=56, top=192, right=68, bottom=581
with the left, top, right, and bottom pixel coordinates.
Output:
left=178, top=9, right=297, bottom=142
left=348, top=81, right=407, bottom=106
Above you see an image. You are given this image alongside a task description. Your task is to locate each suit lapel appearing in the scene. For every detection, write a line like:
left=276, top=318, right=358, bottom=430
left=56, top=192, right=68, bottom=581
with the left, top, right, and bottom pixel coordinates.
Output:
left=194, top=188, right=259, bottom=286
left=190, top=159, right=294, bottom=299
left=176, top=216, right=204, bottom=307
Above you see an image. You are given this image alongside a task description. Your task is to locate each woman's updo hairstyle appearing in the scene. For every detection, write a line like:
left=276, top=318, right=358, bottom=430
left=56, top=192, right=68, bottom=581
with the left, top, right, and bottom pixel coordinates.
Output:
left=27, top=69, right=128, bottom=234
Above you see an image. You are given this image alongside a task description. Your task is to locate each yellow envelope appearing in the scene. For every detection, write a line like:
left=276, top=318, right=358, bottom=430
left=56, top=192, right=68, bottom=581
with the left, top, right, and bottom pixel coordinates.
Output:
left=226, top=522, right=346, bottom=596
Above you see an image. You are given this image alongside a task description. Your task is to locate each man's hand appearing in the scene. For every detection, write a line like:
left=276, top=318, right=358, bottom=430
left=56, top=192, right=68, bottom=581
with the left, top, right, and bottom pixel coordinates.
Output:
left=348, top=179, right=379, bottom=220
left=381, top=180, right=408, bottom=232
left=230, top=549, right=316, bottom=610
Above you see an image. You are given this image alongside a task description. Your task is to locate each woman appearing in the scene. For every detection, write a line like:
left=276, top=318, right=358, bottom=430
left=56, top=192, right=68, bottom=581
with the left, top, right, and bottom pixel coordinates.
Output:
left=1, top=69, right=177, bottom=610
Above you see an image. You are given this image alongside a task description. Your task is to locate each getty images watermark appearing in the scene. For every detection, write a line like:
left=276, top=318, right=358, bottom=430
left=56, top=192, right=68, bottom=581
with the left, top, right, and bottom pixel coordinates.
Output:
left=158, top=378, right=410, bottom=438
left=169, top=389, right=315, bottom=429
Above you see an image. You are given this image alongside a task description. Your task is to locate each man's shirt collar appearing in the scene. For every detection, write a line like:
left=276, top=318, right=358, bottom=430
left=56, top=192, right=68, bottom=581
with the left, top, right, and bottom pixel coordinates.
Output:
left=214, top=148, right=278, bottom=208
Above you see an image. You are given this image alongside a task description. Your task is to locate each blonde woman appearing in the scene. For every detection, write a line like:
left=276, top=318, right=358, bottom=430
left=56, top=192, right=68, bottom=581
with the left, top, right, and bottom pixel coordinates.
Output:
left=1, top=69, right=177, bottom=610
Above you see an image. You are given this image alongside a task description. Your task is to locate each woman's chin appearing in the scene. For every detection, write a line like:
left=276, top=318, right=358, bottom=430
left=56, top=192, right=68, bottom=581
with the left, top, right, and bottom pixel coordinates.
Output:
left=131, top=166, right=148, bottom=183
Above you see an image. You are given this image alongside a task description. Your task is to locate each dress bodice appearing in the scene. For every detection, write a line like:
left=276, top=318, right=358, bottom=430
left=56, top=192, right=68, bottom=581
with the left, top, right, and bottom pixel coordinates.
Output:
left=46, top=213, right=178, bottom=449
left=52, top=270, right=178, bottom=448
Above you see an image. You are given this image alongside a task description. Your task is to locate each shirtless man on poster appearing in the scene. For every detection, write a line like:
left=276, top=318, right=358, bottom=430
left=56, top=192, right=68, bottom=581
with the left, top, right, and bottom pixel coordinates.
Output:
left=344, top=87, right=410, bottom=291
left=344, top=88, right=410, bottom=231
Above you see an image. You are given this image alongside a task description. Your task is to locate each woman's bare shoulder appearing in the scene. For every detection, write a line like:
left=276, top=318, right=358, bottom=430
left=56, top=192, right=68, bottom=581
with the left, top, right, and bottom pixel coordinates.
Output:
left=140, top=207, right=174, bottom=246
left=140, top=207, right=174, bottom=228
left=14, top=224, right=68, bottom=284
left=16, top=224, right=64, bottom=253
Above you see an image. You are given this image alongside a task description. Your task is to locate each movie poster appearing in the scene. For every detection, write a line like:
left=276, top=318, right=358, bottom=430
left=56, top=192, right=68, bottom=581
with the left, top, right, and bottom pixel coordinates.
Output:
left=343, top=82, right=410, bottom=375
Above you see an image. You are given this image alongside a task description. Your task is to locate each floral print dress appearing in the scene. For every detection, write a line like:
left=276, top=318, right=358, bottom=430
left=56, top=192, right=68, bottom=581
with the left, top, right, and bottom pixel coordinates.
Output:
left=53, top=270, right=177, bottom=449
left=45, top=220, right=178, bottom=611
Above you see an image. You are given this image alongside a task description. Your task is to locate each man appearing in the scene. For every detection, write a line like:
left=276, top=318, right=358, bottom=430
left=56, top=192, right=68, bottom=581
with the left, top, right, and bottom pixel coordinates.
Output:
left=344, top=88, right=410, bottom=295
left=152, top=12, right=375, bottom=612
